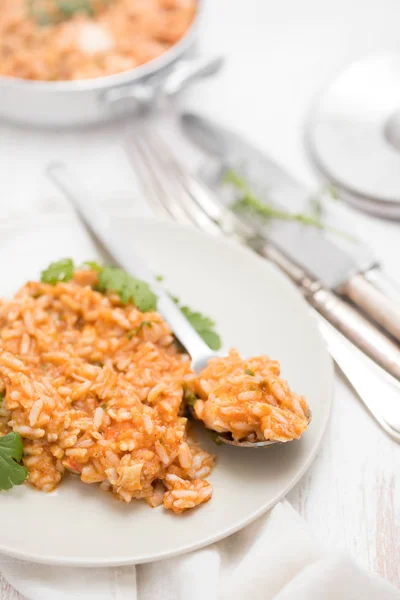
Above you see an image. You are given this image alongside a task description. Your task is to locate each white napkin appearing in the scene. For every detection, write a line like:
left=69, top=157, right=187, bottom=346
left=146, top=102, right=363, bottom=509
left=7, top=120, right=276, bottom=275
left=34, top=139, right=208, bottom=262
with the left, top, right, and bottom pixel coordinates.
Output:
left=1, top=501, right=399, bottom=600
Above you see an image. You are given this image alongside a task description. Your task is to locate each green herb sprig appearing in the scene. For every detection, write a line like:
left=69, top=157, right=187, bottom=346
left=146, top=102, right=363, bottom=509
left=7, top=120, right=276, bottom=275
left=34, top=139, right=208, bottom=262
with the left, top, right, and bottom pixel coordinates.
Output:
left=0, top=433, right=28, bottom=491
left=225, top=170, right=326, bottom=230
left=224, top=171, right=354, bottom=241
left=171, top=295, right=221, bottom=351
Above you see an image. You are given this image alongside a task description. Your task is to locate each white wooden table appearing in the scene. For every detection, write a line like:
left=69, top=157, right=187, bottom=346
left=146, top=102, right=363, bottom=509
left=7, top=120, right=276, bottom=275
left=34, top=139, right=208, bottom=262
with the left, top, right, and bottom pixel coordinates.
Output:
left=1, top=0, right=400, bottom=596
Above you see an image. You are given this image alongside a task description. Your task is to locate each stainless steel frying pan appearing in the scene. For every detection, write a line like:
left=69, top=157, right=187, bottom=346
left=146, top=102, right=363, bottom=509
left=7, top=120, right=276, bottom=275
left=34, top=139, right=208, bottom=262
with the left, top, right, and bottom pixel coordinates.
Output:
left=0, top=0, right=220, bottom=127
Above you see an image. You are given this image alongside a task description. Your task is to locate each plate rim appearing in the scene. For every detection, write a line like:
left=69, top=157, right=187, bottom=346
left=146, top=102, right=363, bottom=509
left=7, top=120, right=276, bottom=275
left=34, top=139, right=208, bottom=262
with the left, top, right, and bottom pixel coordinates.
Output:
left=0, top=215, right=334, bottom=567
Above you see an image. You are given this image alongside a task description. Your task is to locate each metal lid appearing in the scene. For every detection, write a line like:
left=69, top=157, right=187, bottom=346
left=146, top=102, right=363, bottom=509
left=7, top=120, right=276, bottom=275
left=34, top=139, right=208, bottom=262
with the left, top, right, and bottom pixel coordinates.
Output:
left=306, top=52, right=400, bottom=219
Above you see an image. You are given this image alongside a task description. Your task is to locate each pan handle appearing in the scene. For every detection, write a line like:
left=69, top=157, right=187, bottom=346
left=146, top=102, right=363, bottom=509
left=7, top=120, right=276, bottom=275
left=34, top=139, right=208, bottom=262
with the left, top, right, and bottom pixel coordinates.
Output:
left=102, top=55, right=224, bottom=114
left=160, top=55, right=224, bottom=97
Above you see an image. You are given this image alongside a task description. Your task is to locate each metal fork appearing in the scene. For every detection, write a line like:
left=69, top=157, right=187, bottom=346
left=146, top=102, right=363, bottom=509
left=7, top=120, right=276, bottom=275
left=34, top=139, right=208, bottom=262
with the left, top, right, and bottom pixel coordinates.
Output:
left=125, top=125, right=400, bottom=443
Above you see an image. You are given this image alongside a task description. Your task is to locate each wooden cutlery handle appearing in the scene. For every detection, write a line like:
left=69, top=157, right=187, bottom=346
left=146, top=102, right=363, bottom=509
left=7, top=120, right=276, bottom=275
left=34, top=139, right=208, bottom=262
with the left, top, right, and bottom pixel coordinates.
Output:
left=341, top=268, right=400, bottom=343
left=264, top=246, right=400, bottom=381
left=307, top=286, right=400, bottom=381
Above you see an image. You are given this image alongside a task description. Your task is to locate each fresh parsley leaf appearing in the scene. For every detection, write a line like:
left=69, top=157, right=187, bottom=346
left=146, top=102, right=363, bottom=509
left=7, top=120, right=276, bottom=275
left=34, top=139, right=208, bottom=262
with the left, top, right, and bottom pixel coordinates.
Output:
left=127, top=320, right=152, bottom=339
left=0, top=433, right=28, bottom=491
left=96, top=267, right=157, bottom=312
left=198, top=330, right=221, bottom=351
left=156, top=275, right=164, bottom=282
left=245, top=368, right=255, bottom=376
left=0, top=391, right=4, bottom=404
left=127, top=280, right=156, bottom=313
left=180, top=307, right=214, bottom=332
left=167, top=293, right=221, bottom=350
left=0, top=433, right=24, bottom=461
left=41, top=258, right=75, bottom=284
left=180, top=306, right=221, bottom=350
left=81, top=261, right=103, bottom=272
left=96, top=266, right=125, bottom=294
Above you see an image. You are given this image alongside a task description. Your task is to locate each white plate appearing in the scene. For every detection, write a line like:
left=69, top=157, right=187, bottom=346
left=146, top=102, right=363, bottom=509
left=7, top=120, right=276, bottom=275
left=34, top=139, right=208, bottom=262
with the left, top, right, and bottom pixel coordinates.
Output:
left=0, top=214, right=333, bottom=566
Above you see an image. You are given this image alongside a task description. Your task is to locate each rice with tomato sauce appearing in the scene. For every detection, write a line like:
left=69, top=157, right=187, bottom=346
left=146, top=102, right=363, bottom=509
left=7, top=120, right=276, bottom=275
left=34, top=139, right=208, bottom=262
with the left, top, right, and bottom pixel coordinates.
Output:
left=0, top=270, right=213, bottom=513
left=190, top=350, right=310, bottom=443
left=0, top=268, right=310, bottom=512
left=0, top=0, right=197, bottom=81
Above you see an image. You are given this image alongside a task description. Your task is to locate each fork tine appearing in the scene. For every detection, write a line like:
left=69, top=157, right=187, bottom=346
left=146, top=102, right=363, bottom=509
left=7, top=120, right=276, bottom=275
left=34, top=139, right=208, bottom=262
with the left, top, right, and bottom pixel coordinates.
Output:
left=143, top=136, right=221, bottom=235
left=144, top=128, right=223, bottom=223
left=127, top=126, right=221, bottom=236
left=125, top=134, right=189, bottom=223
left=139, top=127, right=258, bottom=244
left=126, top=132, right=209, bottom=229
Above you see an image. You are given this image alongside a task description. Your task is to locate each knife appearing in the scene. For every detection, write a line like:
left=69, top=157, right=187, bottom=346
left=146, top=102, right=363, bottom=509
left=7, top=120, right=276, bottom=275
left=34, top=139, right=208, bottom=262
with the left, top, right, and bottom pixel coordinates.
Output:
left=46, top=164, right=213, bottom=362
left=181, top=112, right=400, bottom=344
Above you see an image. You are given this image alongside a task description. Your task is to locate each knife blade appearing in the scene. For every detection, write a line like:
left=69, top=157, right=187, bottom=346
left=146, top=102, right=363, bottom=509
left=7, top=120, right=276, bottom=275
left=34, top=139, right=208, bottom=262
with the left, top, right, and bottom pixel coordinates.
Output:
left=46, top=163, right=213, bottom=362
left=181, top=112, right=400, bottom=342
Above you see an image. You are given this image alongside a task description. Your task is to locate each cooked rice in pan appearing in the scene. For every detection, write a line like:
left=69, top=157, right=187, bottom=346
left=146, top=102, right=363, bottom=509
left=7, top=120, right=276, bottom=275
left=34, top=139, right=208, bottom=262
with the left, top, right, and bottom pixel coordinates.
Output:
left=0, top=268, right=309, bottom=512
left=0, top=0, right=197, bottom=81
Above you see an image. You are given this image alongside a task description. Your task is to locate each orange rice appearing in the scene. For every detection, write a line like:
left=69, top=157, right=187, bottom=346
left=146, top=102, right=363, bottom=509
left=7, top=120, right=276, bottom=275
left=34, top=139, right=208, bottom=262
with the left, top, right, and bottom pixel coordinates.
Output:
left=0, top=269, right=309, bottom=512
left=191, top=350, right=310, bottom=443
left=0, top=271, right=214, bottom=513
left=0, top=0, right=197, bottom=81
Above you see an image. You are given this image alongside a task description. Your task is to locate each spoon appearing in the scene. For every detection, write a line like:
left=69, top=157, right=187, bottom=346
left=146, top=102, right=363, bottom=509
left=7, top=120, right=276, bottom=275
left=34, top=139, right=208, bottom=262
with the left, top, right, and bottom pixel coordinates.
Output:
left=47, top=163, right=308, bottom=447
